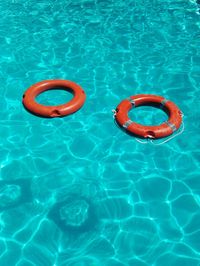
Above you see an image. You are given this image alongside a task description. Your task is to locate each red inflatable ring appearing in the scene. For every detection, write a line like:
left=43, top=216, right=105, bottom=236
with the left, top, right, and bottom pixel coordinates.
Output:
left=114, top=94, right=182, bottom=139
left=23, top=80, right=86, bottom=118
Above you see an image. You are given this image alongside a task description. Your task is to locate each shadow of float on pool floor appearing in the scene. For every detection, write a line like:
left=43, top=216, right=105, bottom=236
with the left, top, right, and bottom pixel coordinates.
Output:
left=0, top=178, right=32, bottom=212
left=48, top=195, right=98, bottom=234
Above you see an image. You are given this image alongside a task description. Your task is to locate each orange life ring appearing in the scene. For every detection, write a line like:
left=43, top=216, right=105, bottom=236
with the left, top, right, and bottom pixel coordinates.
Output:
left=114, top=94, right=182, bottom=139
left=22, top=80, right=86, bottom=118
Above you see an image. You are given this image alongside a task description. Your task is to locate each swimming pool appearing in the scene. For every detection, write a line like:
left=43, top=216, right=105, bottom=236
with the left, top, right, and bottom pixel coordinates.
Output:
left=0, top=0, right=200, bottom=265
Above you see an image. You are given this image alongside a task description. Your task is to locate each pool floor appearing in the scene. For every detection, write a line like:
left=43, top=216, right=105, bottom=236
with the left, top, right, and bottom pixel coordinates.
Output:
left=0, top=0, right=200, bottom=265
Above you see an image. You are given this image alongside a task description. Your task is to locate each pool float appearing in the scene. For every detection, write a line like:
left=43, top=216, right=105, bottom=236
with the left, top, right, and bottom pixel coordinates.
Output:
left=23, top=80, right=86, bottom=117
left=114, top=94, right=182, bottom=139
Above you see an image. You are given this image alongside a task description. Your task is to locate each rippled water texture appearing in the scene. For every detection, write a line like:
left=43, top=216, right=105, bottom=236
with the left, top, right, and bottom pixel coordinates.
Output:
left=0, top=0, right=200, bottom=265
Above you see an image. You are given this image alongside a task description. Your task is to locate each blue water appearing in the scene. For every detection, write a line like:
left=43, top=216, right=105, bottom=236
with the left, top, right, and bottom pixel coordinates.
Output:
left=0, top=0, right=200, bottom=265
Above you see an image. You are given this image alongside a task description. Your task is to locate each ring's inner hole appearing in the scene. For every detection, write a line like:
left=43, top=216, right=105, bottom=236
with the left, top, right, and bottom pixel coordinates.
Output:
left=128, top=104, right=168, bottom=125
left=36, top=87, right=73, bottom=106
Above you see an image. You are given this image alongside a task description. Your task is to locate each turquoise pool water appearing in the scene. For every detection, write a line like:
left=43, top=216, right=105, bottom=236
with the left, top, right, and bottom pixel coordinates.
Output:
left=0, top=0, right=200, bottom=265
